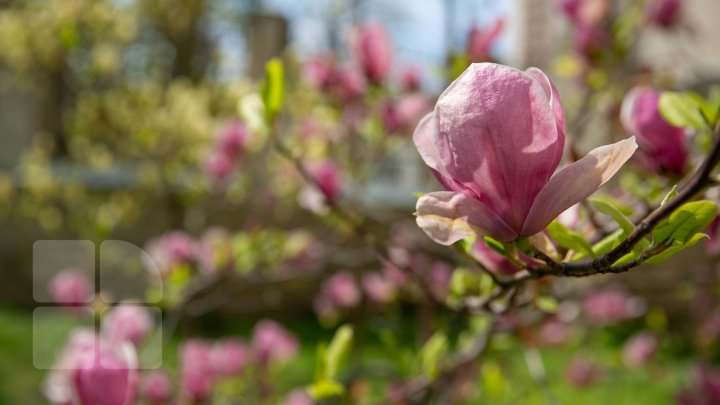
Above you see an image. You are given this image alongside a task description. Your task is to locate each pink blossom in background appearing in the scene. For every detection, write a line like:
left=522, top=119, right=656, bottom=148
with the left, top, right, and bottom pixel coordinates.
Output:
left=414, top=63, right=636, bottom=245
left=196, top=227, right=234, bottom=274
left=43, top=329, right=98, bottom=404
left=466, top=19, right=505, bottom=62
left=102, top=304, right=153, bottom=347
left=622, top=332, right=658, bottom=367
left=48, top=269, right=93, bottom=306
left=210, top=338, right=249, bottom=378
left=302, top=54, right=336, bottom=89
left=205, top=149, right=236, bottom=183
left=322, top=272, right=361, bottom=309
left=307, top=160, right=343, bottom=204
left=179, top=339, right=215, bottom=403
left=573, top=24, right=610, bottom=60
left=284, top=389, right=314, bottom=405
left=706, top=215, right=720, bottom=256
left=400, top=66, right=422, bottom=92
left=351, top=23, right=393, bottom=84
left=471, top=240, right=520, bottom=276
left=583, top=289, right=644, bottom=325
left=677, top=365, right=720, bottom=405
left=383, top=260, right=408, bottom=286
left=330, top=67, right=367, bottom=103
left=428, top=262, right=453, bottom=299
left=565, top=356, right=602, bottom=387
left=251, top=320, right=299, bottom=365
left=382, top=94, right=432, bottom=135
left=216, top=120, right=248, bottom=159
left=539, top=319, right=571, bottom=346
left=621, top=86, right=689, bottom=176
left=72, top=341, right=139, bottom=405
left=647, top=0, right=683, bottom=28
left=144, top=231, right=197, bottom=276
left=559, top=0, right=583, bottom=22
left=362, top=272, right=396, bottom=304
left=142, top=370, right=172, bottom=405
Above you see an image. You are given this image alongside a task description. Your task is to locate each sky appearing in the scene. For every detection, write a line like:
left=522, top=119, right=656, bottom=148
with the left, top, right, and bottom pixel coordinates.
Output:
left=255, top=0, right=515, bottom=91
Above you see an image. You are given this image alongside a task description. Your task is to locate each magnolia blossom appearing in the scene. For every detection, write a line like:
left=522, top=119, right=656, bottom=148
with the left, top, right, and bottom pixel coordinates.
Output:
left=322, top=272, right=361, bottom=309
left=48, top=269, right=93, bottom=306
left=622, top=332, right=658, bottom=367
left=179, top=340, right=215, bottom=403
left=351, top=23, right=393, bottom=84
left=251, top=320, right=299, bottom=365
left=466, top=19, right=504, bottom=62
left=621, top=86, right=688, bottom=175
left=284, top=389, right=314, bottom=405
left=299, top=160, right=343, bottom=214
left=471, top=240, right=520, bottom=276
left=209, top=338, right=249, bottom=378
left=565, top=356, right=602, bottom=387
left=583, top=289, right=644, bottom=325
left=647, top=0, right=683, bottom=28
left=414, top=63, right=636, bottom=245
left=142, top=371, right=172, bottom=405
left=102, top=304, right=153, bottom=346
left=382, top=94, right=432, bottom=135
left=144, top=231, right=196, bottom=276
left=362, top=272, right=396, bottom=304
left=677, top=365, right=720, bottom=405
left=539, top=319, right=571, bottom=346
left=400, top=66, right=422, bottom=92
left=205, top=120, right=250, bottom=183
left=428, top=262, right=453, bottom=299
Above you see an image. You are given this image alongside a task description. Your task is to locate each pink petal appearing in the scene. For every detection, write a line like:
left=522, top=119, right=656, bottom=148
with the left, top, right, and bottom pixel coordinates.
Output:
left=416, top=191, right=517, bottom=245
left=431, top=63, right=565, bottom=231
left=522, top=137, right=637, bottom=236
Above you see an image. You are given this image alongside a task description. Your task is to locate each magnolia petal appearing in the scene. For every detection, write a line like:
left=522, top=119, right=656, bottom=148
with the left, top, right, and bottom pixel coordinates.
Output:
left=416, top=191, right=517, bottom=245
left=529, top=232, right=561, bottom=262
left=526, top=67, right=566, bottom=164
left=521, top=137, right=638, bottom=236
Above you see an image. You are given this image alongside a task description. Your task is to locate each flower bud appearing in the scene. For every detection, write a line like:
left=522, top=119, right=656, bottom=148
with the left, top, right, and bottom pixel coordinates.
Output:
left=351, top=23, right=393, bottom=84
left=251, top=320, right=299, bottom=366
left=48, top=269, right=92, bottom=306
left=466, top=19, right=504, bottom=62
left=102, top=304, right=153, bottom=347
left=142, top=370, right=172, bottom=405
left=72, top=342, right=138, bottom=405
left=210, top=338, right=249, bottom=378
left=622, top=332, right=658, bottom=367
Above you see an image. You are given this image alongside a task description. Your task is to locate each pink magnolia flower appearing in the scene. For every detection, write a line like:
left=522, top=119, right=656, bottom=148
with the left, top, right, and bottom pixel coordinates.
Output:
left=216, top=120, right=248, bottom=158
left=582, top=289, right=644, bottom=325
left=428, top=262, right=453, bottom=298
left=284, top=388, right=314, bottom=405
left=573, top=24, right=610, bottom=61
left=48, top=269, right=93, bottom=306
left=330, top=67, right=367, bottom=103
left=466, top=19, right=505, bottom=62
left=209, top=339, right=249, bottom=378
left=559, top=0, right=583, bottom=22
left=471, top=240, right=520, bottom=276
left=144, top=231, right=196, bottom=276
left=678, top=366, right=720, bottom=405
left=43, top=329, right=98, bottom=404
left=307, top=160, right=343, bottom=204
left=647, top=0, right=683, bottom=28
left=102, top=304, right=153, bottom=347
left=322, top=272, right=361, bottom=309
left=622, top=332, right=658, bottom=367
left=621, top=86, right=688, bottom=176
left=303, top=54, right=336, bottom=89
left=414, top=63, right=636, bottom=245
left=362, top=272, right=396, bottom=304
left=71, top=339, right=139, bottom=405
left=351, top=23, right=393, bottom=84
left=539, top=319, right=570, bottom=346
left=205, top=149, right=236, bottom=182
left=400, top=66, right=422, bottom=92
left=382, top=94, right=432, bottom=135
left=565, top=356, right=602, bottom=387
left=251, top=320, right=299, bottom=365
left=142, top=370, right=172, bottom=405
left=179, top=339, right=215, bottom=403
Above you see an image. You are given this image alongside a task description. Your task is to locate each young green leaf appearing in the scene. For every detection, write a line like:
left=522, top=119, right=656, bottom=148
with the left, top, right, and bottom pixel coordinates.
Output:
left=590, top=198, right=635, bottom=235
left=547, top=220, right=595, bottom=258
left=652, top=200, right=717, bottom=244
left=261, top=58, right=284, bottom=123
left=419, top=332, right=448, bottom=379
left=591, top=229, right=625, bottom=256
left=645, top=233, right=708, bottom=264
left=660, top=185, right=678, bottom=207
left=658, top=91, right=707, bottom=130
left=325, top=325, right=353, bottom=380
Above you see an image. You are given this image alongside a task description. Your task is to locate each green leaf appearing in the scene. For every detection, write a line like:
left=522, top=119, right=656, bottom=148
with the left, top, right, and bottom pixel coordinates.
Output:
left=261, top=58, right=284, bottom=123
left=592, top=229, right=625, bottom=256
left=659, top=91, right=708, bottom=130
left=590, top=194, right=634, bottom=216
left=308, top=380, right=344, bottom=399
left=483, top=236, right=506, bottom=255
left=645, top=233, right=708, bottom=264
left=660, top=185, right=678, bottom=206
left=325, top=325, right=353, bottom=380
left=652, top=200, right=717, bottom=244
left=419, top=332, right=448, bottom=379
left=547, top=220, right=595, bottom=258
left=590, top=198, right=635, bottom=234
left=536, top=296, right=559, bottom=313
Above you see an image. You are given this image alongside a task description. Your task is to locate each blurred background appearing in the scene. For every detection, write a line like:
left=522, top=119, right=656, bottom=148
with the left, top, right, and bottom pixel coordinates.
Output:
left=2, top=0, right=720, bottom=404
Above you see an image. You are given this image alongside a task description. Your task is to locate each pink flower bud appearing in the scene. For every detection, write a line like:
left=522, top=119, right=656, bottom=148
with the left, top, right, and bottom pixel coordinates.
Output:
left=72, top=342, right=138, bottom=405
left=428, top=262, right=452, bottom=299
left=210, top=339, right=249, bottom=378
left=142, top=371, right=172, bottom=405
left=251, top=320, right=299, bottom=365
left=216, top=120, right=248, bottom=160
left=466, top=19, right=504, bottom=62
left=471, top=240, right=520, bottom=276
left=322, top=272, right=361, bottom=309
left=621, top=86, right=688, bottom=176
left=622, top=332, right=658, bottom=367
left=303, top=54, right=336, bottom=89
left=414, top=63, right=637, bottom=245
left=559, top=0, right=583, bottom=22
left=179, top=339, right=214, bottom=403
left=539, top=319, right=570, bottom=346
left=205, top=150, right=236, bottom=183
left=330, top=67, right=367, bottom=103
left=400, top=67, right=422, bottom=92
left=647, top=0, right=683, bottom=28
left=351, top=23, right=393, bottom=84
left=48, top=269, right=92, bottom=306
left=677, top=365, right=720, bottom=405
left=362, top=273, right=396, bottom=304
left=102, top=304, right=153, bottom=346
left=382, top=94, right=432, bottom=135
left=573, top=24, right=610, bottom=61
left=145, top=231, right=197, bottom=276
left=307, top=160, right=343, bottom=204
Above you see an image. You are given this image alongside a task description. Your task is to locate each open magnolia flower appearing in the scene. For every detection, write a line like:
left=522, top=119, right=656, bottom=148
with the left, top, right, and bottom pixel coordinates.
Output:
left=414, top=63, right=637, bottom=245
